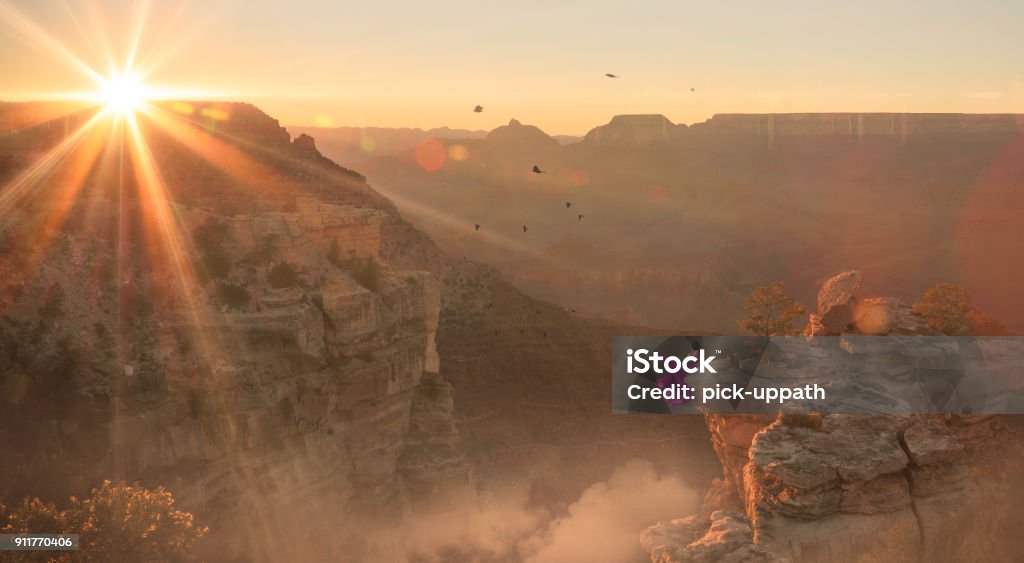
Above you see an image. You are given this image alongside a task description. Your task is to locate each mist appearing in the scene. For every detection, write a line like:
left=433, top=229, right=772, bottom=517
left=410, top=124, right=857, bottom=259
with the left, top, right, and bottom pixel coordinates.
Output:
left=401, top=459, right=700, bottom=563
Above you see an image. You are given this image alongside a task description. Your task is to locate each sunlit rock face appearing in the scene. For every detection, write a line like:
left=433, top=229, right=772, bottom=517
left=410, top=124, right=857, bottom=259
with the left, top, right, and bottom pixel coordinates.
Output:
left=0, top=198, right=465, bottom=557
left=0, top=102, right=472, bottom=559
left=1, top=101, right=722, bottom=560
left=641, top=272, right=1021, bottom=563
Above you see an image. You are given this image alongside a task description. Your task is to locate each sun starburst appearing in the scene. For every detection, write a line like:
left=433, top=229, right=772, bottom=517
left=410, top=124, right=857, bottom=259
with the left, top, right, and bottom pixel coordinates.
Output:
left=97, top=70, right=147, bottom=115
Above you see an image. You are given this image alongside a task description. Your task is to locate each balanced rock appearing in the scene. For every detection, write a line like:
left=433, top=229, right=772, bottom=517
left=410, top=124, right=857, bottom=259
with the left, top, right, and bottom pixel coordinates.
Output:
left=816, top=270, right=863, bottom=334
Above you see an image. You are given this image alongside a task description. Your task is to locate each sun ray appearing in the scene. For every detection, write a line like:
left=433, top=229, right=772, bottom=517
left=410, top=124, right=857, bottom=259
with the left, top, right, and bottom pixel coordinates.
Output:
left=0, top=4, right=331, bottom=555
left=0, top=109, right=106, bottom=215
left=0, top=2, right=105, bottom=85
left=141, top=104, right=286, bottom=191
left=119, top=110, right=287, bottom=554
left=124, top=0, right=150, bottom=74
left=34, top=114, right=114, bottom=251
left=58, top=0, right=112, bottom=77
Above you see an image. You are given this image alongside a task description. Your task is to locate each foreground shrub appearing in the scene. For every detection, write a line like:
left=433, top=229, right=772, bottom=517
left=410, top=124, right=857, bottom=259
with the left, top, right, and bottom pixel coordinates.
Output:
left=0, top=481, right=207, bottom=562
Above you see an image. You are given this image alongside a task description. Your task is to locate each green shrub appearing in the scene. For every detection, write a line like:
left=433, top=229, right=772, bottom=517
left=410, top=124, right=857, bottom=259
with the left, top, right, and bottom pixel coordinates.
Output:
left=355, top=351, right=375, bottom=363
left=248, top=234, right=278, bottom=266
left=216, top=283, right=251, bottom=310
left=198, top=251, right=232, bottom=281
left=192, top=218, right=232, bottom=281
left=39, top=282, right=65, bottom=321
left=331, top=251, right=381, bottom=293
left=268, top=261, right=299, bottom=289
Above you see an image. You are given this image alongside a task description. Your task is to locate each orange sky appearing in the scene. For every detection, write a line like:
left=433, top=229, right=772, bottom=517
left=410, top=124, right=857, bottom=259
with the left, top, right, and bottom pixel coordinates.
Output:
left=1, top=0, right=1022, bottom=135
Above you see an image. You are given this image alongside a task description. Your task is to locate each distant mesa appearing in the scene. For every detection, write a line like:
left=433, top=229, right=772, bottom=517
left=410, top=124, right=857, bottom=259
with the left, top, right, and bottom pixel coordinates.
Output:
left=484, top=118, right=561, bottom=150
left=693, top=112, right=1024, bottom=137
left=580, top=112, right=1024, bottom=147
left=583, top=114, right=681, bottom=146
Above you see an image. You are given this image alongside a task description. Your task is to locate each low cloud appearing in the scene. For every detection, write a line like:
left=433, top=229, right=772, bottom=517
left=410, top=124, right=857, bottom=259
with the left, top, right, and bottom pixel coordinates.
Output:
left=402, top=459, right=700, bottom=563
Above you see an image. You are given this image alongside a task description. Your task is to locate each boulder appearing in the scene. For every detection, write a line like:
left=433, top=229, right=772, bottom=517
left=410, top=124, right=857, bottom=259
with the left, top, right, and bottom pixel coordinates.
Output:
left=903, top=420, right=964, bottom=466
left=816, top=270, right=863, bottom=334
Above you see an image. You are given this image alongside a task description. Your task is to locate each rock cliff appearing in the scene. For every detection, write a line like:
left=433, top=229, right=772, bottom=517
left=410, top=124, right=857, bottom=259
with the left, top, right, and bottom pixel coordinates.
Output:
left=1, top=101, right=720, bottom=560
left=0, top=103, right=472, bottom=559
left=641, top=271, right=1022, bottom=562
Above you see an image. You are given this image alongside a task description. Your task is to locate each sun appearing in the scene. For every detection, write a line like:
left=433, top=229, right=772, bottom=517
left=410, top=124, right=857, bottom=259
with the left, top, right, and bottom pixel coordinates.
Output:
left=98, top=71, right=148, bottom=115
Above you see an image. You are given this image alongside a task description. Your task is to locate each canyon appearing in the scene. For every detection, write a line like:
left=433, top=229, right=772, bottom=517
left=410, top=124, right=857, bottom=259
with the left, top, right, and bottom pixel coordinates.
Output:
left=356, top=112, right=1024, bottom=335
left=3, top=101, right=1022, bottom=562
left=0, top=101, right=715, bottom=561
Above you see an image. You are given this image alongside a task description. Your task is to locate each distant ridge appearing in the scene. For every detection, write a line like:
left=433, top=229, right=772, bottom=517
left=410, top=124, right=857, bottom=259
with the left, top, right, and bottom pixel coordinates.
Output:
left=578, top=112, right=1024, bottom=147
left=695, top=112, right=1024, bottom=136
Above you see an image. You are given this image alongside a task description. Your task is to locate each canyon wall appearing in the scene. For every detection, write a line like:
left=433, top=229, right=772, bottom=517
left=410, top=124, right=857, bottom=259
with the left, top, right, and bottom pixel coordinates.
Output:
left=0, top=183, right=470, bottom=559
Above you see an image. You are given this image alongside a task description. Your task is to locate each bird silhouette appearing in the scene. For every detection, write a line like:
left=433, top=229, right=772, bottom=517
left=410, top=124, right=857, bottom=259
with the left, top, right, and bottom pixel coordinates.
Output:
left=522, top=224, right=528, bottom=233
left=531, top=165, right=544, bottom=174
left=690, top=88, right=695, bottom=92
left=474, top=224, right=480, bottom=231
left=565, top=202, right=572, bottom=209
left=605, top=73, right=619, bottom=78
left=473, top=105, right=484, bottom=113
left=577, top=214, right=584, bottom=221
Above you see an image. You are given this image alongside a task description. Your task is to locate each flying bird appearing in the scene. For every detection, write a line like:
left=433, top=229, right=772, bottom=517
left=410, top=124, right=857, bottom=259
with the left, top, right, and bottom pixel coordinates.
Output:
left=531, top=165, right=545, bottom=174
left=605, top=73, right=619, bottom=78
left=690, top=88, right=695, bottom=92
left=474, top=224, right=481, bottom=231
left=578, top=214, right=584, bottom=221
left=474, top=105, right=484, bottom=113
left=522, top=224, right=529, bottom=232
left=565, top=202, right=572, bottom=209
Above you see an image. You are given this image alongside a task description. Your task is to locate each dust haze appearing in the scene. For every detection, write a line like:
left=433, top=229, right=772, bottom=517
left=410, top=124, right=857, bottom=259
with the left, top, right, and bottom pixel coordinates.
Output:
left=401, top=460, right=700, bottom=563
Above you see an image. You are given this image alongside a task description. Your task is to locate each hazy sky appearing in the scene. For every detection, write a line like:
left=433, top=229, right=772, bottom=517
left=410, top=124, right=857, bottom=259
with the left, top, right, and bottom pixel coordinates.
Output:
left=1, top=0, right=1022, bottom=134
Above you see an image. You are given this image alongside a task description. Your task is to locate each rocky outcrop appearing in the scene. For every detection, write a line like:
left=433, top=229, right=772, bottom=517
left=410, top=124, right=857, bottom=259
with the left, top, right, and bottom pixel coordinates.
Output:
left=641, top=272, right=1020, bottom=563
left=641, top=511, right=784, bottom=563
left=650, top=411, right=1016, bottom=563
left=815, top=270, right=862, bottom=334
left=853, top=297, right=938, bottom=336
